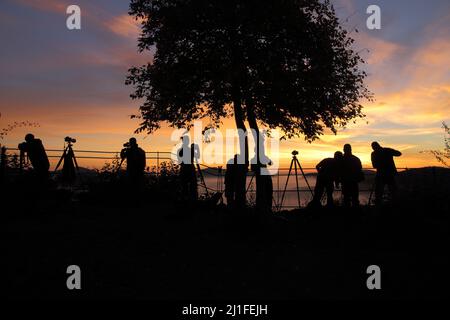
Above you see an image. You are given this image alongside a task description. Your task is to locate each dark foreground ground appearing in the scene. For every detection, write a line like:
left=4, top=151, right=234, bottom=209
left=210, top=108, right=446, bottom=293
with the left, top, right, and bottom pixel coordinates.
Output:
left=4, top=198, right=449, bottom=300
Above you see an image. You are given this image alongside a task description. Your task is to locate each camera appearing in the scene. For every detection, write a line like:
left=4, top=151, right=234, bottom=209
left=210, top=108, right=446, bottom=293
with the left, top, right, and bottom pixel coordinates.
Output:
left=18, top=142, right=27, bottom=151
left=123, top=142, right=130, bottom=148
left=65, top=136, right=76, bottom=143
left=292, top=150, right=299, bottom=156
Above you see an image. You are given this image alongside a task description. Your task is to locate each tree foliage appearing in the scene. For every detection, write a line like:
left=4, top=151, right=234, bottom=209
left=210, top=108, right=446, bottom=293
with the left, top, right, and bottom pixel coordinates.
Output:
left=126, top=0, right=372, bottom=141
left=0, top=114, right=40, bottom=142
left=427, top=122, right=450, bottom=167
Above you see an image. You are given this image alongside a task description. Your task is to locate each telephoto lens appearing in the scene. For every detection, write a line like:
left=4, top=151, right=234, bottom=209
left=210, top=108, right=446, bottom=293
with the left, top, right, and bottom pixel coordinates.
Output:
left=65, top=136, right=76, bottom=143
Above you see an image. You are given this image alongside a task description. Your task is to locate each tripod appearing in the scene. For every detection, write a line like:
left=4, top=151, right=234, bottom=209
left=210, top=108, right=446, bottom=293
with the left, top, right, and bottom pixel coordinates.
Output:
left=368, top=179, right=376, bottom=205
left=19, top=150, right=28, bottom=173
left=54, top=141, right=79, bottom=182
left=278, top=151, right=314, bottom=210
left=116, top=156, right=126, bottom=174
left=195, top=162, right=209, bottom=197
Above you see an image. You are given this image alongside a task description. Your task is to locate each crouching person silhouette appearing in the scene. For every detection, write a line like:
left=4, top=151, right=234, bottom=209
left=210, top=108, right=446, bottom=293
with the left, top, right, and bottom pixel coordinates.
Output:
left=120, top=138, right=146, bottom=190
left=371, top=141, right=402, bottom=206
left=18, top=133, right=50, bottom=182
left=309, top=151, right=343, bottom=208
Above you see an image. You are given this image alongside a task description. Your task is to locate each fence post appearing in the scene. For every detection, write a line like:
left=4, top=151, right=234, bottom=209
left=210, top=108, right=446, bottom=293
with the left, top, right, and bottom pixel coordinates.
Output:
left=157, top=151, right=160, bottom=175
left=0, top=146, right=6, bottom=183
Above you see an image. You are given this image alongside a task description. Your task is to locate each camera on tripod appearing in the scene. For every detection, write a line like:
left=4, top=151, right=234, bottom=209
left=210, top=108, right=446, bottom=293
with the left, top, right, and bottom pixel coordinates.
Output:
left=18, top=142, right=27, bottom=152
left=278, top=149, right=313, bottom=211
left=54, top=136, right=79, bottom=182
left=65, top=136, right=76, bottom=144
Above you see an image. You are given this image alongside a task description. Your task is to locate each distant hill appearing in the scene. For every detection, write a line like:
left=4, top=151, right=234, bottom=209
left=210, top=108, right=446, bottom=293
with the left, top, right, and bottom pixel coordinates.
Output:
left=396, top=167, right=450, bottom=213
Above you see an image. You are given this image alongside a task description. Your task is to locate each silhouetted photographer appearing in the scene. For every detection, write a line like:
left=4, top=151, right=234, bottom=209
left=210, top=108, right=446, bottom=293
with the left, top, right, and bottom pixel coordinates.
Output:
left=342, top=144, right=363, bottom=208
left=309, top=151, right=343, bottom=208
left=225, top=155, right=238, bottom=209
left=18, top=133, right=50, bottom=180
left=177, top=136, right=198, bottom=201
left=251, top=147, right=273, bottom=213
left=371, top=141, right=402, bottom=206
left=225, top=154, right=251, bottom=210
left=120, top=138, right=146, bottom=185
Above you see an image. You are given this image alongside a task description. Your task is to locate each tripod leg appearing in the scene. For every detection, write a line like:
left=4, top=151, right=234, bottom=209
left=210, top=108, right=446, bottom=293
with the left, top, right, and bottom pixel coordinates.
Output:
left=196, top=163, right=209, bottom=196
left=278, top=159, right=293, bottom=211
left=296, top=158, right=314, bottom=196
left=116, top=158, right=125, bottom=174
left=19, top=150, right=24, bottom=173
left=293, top=158, right=301, bottom=208
left=368, top=179, right=376, bottom=205
left=54, top=147, right=67, bottom=172
left=71, top=149, right=80, bottom=171
left=246, top=173, right=255, bottom=193
left=68, top=147, right=82, bottom=183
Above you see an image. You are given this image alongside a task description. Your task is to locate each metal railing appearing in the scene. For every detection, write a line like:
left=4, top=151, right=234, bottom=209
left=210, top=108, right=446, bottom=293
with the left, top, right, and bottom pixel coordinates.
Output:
left=1, top=146, right=411, bottom=209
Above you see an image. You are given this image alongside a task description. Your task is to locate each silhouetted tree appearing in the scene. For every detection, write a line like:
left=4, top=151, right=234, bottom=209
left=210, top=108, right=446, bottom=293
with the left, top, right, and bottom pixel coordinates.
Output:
left=425, top=122, right=449, bottom=167
left=0, top=113, right=40, bottom=142
left=126, top=0, right=371, bottom=202
left=0, top=112, right=40, bottom=174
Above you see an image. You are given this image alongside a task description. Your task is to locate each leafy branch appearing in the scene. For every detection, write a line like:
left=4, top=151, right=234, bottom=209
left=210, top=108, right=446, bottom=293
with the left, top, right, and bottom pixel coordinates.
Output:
left=0, top=113, right=40, bottom=142
left=422, top=122, right=449, bottom=167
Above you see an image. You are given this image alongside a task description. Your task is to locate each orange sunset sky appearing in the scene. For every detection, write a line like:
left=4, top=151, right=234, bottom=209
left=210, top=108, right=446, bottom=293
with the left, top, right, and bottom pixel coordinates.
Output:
left=0, top=0, right=449, bottom=169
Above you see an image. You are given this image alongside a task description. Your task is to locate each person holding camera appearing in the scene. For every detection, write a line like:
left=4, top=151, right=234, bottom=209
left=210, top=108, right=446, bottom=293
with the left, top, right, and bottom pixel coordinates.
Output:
left=120, top=138, right=146, bottom=185
left=18, top=133, right=50, bottom=179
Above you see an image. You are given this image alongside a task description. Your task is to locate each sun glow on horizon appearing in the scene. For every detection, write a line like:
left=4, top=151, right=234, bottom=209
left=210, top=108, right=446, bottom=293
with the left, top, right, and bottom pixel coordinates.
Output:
left=1, top=0, right=449, bottom=170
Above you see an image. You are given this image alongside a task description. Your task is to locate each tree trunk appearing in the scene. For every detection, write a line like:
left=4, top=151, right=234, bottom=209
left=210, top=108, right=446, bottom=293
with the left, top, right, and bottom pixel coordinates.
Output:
left=232, top=87, right=248, bottom=209
left=246, top=103, right=260, bottom=164
left=247, top=104, right=265, bottom=211
left=0, top=146, right=6, bottom=183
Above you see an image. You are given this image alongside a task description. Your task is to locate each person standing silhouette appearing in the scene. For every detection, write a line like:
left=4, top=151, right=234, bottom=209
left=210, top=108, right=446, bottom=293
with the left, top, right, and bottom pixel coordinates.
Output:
left=371, top=141, right=402, bottom=206
left=251, top=149, right=273, bottom=213
left=309, top=151, right=343, bottom=208
left=177, top=136, right=198, bottom=201
left=120, top=138, right=146, bottom=187
left=342, top=144, right=363, bottom=208
left=225, top=155, right=238, bottom=209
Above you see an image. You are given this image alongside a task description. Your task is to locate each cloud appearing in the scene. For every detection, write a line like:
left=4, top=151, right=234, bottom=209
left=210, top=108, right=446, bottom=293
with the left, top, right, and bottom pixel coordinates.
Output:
left=11, top=0, right=140, bottom=40
left=407, top=38, right=450, bottom=86
left=13, top=0, right=68, bottom=13
left=2, top=0, right=450, bottom=168
left=105, top=14, right=142, bottom=39
left=357, top=35, right=406, bottom=66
